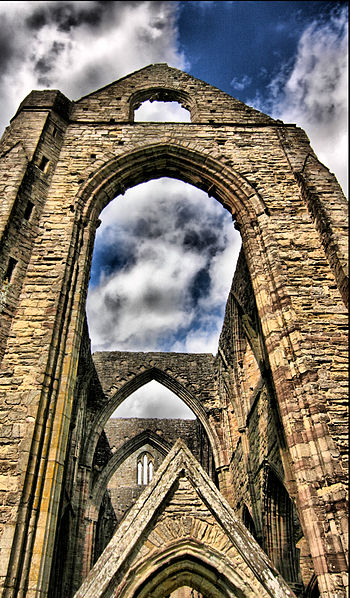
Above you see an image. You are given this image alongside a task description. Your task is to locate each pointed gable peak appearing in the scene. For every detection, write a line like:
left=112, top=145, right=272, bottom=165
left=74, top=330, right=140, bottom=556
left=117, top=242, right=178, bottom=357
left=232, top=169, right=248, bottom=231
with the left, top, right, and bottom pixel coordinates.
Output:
left=74, top=64, right=276, bottom=125
left=74, top=439, right=295, bottom=598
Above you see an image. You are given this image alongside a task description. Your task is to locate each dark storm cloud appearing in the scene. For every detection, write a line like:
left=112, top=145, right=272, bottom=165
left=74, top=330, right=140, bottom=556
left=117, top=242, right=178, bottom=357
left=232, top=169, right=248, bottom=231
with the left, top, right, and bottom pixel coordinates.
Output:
left=183, top=227, right=221, bottom=255
left=0, top=1, right=184, bottom=137
left=34, top=41, right=66, bottom=86
left=174, top=202, right=198, bottom=229
left=104, top=293, right=126, bottom=315
left=133, top=217, right=164, bottom=239
left=26, top=2, right=104, bottom=32
left=0, top=23, right=15, bottom=76
left=190, top=268, right=211, bottom=304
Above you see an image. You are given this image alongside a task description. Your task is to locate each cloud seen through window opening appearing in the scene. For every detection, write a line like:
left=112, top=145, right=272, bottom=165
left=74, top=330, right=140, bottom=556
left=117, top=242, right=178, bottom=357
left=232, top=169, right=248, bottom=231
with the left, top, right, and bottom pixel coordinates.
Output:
left=111, top=380, right=196, bottom=419
left=134, top=100, right=191, bottom=121
left=87, top=178, right=241, bottom=355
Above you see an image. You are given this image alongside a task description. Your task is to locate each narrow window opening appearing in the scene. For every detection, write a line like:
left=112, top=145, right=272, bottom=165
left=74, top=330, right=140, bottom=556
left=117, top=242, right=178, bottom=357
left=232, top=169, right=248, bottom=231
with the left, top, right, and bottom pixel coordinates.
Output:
left=142, top=454, right=148, bottom=485
left=137, top=461, right=142, bottom=485
left=4, top=257, right=17, bottom=283
left=52, top=125, right=58, bottom=138
left=23, top=200, right=34, bottom=221
left=137, top=452, right=154, bottom=486
left=38, top=155, right=49, bottom=173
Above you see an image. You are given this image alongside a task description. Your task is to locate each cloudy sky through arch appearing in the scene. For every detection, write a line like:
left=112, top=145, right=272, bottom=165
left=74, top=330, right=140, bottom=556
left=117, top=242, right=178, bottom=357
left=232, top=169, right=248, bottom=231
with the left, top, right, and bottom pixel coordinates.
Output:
left=87, top=177, right=240, bottom=354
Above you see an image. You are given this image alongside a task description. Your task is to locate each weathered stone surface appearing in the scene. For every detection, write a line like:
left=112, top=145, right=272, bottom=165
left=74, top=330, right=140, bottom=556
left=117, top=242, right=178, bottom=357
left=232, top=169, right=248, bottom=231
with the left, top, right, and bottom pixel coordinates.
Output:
left=74, top=440, right=297, bottom=598
left=0, top=64, right=347, bottom=598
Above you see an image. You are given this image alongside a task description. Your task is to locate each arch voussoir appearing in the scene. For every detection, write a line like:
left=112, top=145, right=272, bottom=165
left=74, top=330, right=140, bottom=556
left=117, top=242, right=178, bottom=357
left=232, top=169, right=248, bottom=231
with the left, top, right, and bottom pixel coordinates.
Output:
left=77, top=142, right=266, bottom=224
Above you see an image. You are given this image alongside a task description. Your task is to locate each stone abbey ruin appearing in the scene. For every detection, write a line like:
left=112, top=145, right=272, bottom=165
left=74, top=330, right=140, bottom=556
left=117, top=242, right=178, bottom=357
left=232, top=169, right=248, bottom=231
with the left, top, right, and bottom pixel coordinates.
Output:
left=0, top=64, right=348, bottom=598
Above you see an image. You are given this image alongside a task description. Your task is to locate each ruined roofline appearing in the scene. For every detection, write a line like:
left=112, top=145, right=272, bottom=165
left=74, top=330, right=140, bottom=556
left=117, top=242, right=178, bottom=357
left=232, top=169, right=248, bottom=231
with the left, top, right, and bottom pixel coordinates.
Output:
left=73, top=62, right=278, bottom=124
left=92, top=349, right=216, bottom=358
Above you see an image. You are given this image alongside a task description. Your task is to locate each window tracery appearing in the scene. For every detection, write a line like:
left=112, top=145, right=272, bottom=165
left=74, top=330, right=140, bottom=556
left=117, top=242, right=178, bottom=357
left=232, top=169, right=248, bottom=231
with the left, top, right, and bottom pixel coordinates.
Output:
left=137, top=451, right=154, bottom=485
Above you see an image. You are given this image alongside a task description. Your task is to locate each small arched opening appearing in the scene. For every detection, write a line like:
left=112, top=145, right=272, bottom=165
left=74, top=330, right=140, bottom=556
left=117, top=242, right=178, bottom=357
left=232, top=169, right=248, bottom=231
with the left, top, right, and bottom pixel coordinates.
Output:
left=135, top=100, right=191, bottom=122
left=129, top=87, right=194, bottom=122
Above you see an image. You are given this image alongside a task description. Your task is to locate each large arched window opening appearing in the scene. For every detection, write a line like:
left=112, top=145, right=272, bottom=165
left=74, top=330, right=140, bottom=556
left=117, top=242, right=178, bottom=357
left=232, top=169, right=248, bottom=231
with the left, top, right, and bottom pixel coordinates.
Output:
left=87, top=177, right=241, bottom=355
left=84, top=175, right=242, bottom=573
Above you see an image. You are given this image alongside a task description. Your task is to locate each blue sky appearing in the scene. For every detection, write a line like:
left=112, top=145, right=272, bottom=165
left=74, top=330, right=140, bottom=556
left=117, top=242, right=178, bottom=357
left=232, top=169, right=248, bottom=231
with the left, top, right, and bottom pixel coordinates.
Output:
left=0, top=1, right=347, bottom=417
left=177, top=2, right=340, bottom=98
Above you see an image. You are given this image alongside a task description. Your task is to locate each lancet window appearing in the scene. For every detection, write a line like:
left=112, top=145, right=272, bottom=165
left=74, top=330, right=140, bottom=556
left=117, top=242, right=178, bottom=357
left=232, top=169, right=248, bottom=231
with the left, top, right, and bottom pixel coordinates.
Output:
left=137, top=451, right=154, bottom=485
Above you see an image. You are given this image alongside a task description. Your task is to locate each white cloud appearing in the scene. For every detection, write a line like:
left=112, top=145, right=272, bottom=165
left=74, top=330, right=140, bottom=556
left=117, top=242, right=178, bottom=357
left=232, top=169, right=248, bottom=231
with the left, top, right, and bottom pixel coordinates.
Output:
left=230, top=74, right=252, bottom=91
left=0, top=1, right=186, bottom=135
left=252, top=6, right=348, bottom=194
left=111, top=380, right=195, bottom=419
left=86, top=178, right=240, bottom=353
left=134, top=100, right=191, bottom=122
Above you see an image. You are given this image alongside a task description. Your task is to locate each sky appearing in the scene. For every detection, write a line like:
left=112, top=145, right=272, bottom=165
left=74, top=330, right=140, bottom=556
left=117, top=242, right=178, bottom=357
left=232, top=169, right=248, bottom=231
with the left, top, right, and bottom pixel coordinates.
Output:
left=0, top=1, right=347, bottom=418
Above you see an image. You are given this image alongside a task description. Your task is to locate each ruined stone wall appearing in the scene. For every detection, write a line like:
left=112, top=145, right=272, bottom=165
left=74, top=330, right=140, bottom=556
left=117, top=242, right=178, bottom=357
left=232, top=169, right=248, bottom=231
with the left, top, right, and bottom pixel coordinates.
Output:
left=104, top=417, right=211, bottom=522
left=0, top=65, right=347, bottom=598
left=218, top=249, right=310, bottom=592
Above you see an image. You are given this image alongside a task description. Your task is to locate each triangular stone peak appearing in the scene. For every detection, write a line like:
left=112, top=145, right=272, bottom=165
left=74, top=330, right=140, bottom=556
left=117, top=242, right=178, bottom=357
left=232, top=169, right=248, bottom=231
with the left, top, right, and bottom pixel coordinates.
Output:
left=74, top=440, right=296, bottom=598
left=72, top=63, right=276, bottom=125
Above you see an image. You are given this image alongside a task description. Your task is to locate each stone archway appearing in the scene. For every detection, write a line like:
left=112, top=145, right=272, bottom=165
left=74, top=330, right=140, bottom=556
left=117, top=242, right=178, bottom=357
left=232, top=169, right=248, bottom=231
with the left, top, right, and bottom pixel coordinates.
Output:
left=0, top=64, right=347, bottom=598
left=74, top=441, right=296, bottom=598
left=82, top=360, right=225, bottom=472
left=131, top=553, right=244, bottom=598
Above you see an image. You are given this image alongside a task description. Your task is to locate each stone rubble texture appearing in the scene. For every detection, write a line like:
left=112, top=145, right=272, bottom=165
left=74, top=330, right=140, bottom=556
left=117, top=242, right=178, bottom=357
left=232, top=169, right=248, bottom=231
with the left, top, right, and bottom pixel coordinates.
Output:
left=0, top=64, right=347, bottom=598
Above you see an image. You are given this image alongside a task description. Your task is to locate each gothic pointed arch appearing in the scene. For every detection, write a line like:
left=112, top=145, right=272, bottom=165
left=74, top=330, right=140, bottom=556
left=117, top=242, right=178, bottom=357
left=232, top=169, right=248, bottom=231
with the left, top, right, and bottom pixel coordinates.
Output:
left=83, top=364, right=222, bottom=470
left=91, top=429, right=171, bottom=510
left=77, top=142, right=267, bottom=228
